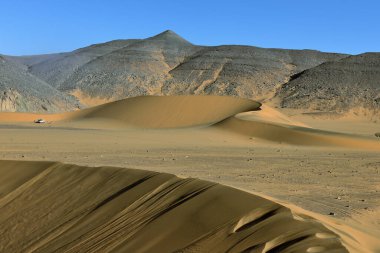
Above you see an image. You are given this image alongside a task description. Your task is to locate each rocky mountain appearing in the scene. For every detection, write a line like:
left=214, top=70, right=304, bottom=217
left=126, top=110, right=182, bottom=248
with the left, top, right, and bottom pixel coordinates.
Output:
left=59, top=30, right=201, bottom=103
left=18, top=30, right=346, bottom=107
left=0, top=55, right=79, bottom=112
left=27, top=39, right=141, bottom=89
left=2, top=30, right=379, bottom=116
left=6, top=53, right=63, bottom=68
left=164, top=46, right=347, bottom=100
left=277, top=53, right=380, bottom=116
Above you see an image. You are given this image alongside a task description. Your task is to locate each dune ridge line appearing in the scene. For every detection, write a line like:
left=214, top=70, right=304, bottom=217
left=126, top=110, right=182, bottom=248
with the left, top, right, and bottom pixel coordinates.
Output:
left=0, top=160, right=349, bottom=253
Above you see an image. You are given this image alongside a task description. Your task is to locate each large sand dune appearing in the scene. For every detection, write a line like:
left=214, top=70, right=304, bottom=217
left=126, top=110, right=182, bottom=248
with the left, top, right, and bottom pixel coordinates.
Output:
left=75, top=95, right=261, bottom=128
left=0, top=95, right=260, bottom=128
left=0, top=95, right=378, bottom=150
left=0, top=160, right=349, bottom=253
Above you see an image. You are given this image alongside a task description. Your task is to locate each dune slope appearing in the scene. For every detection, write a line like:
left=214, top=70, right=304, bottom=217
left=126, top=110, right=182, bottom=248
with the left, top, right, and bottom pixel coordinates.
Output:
left=215, top=116, right=380, bottom=150
left=73, top=95, right=262, bottom=128
left=0, top=160, right=348, bottom=253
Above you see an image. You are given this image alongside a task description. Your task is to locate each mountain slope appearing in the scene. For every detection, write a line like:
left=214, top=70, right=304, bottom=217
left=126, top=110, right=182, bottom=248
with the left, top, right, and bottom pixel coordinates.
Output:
left=59, top=30, right=202, bottom=101
left=165, top=46, right=347, bottom=100
left=5, top=53, right=64, bottom=68
left=6, top=30, right=380, bottom=117
left=26, top=39, right=141, bottom=88
left=276, top=53, right=380, bottom=116
left=56, top=31, right=346, bottom=104
left=0, top=55, right=79, bottom=112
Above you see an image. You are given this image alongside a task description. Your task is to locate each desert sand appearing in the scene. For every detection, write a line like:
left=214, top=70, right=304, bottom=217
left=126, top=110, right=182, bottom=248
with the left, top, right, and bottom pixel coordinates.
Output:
left=0, top=95, right=379, bottom=252
left=0, top=160, right=349, bottom=252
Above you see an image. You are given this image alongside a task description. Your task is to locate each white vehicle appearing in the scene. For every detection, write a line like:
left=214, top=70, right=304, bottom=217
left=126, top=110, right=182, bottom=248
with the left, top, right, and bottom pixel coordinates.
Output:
left=34, top=119, right=46, bottom=124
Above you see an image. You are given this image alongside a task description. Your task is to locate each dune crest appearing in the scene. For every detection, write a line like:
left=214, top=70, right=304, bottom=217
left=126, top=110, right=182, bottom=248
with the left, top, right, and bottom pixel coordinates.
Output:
left=235, top=104, right=309, bottom=127
left=0, top=160, right=348, bottom=253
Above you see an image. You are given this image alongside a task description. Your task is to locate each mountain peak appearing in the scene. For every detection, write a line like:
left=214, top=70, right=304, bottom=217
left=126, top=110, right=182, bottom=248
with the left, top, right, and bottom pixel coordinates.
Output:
left=149, top=30, right=192, bottom=45
left=161, top=29, right=177, bottom=35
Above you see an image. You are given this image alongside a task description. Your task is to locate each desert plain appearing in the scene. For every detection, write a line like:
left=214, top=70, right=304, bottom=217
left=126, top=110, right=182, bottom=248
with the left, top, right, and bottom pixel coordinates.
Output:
left=0, top=95, right=379, bottom=252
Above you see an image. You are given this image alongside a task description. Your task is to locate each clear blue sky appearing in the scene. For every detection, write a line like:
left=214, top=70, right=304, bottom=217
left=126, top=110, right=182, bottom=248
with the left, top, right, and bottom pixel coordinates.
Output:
left=1, top=0, right=379, bottom=55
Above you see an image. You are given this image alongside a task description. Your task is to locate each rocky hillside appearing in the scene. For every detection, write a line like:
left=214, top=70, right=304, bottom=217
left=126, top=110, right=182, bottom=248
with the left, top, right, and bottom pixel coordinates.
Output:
left=27, top=39, right=141, bottom=89
left=276, top=53, right=380, bottom=116
left=0, top=55, right=79, bottom=112
left=2, top=30, right=379, bottom=116
left=34, top=30, right=346, bottom=104
left=59, top=31, right=201, bottom=102
left=165, top=45, right=346, bottom=100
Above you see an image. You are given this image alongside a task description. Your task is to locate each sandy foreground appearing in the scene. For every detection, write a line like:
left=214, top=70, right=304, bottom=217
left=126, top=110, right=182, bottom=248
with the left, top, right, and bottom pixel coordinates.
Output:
left=0, top=95, right=379, bottom=252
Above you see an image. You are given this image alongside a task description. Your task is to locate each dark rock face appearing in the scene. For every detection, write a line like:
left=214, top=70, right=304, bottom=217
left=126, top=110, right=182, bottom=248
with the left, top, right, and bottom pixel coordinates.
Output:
left=0, top=56, right=80, bottom=112
left=165, top=46, right=346, bottom=100
left=277, top=53, right=380, bottom=115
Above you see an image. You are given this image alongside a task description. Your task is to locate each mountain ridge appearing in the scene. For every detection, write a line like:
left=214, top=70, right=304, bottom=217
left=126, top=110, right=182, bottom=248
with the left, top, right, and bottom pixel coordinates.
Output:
left=1, top=30, right=379, bottom=117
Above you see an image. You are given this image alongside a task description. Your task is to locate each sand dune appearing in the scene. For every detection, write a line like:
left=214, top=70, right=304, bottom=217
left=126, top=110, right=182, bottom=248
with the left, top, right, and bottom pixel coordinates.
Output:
left=0, top=95, right=260, bottom=127
left=73, top=95, right=261, bottom=128
left=0, top=160, right=349, bottom=253
left=215, top=116, right=380, bottom=150
left=0, top=96, right=379, bottom=252
left=0, top=95, right=379, bottom=150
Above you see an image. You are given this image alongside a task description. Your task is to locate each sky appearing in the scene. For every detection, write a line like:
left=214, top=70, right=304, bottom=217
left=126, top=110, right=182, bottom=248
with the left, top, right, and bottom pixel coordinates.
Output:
left=0, top=0, right=379, bottom=55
